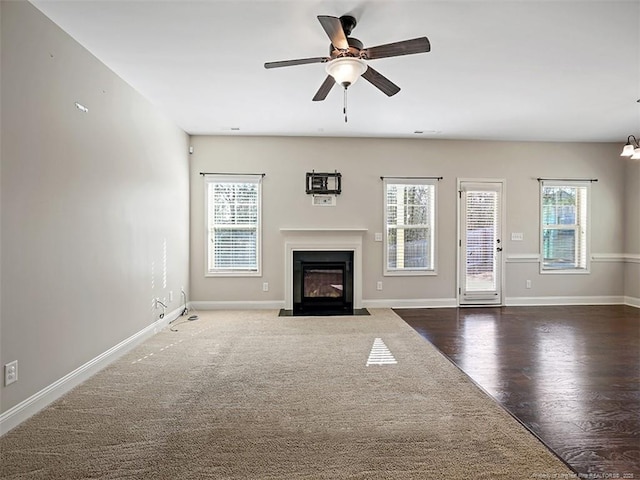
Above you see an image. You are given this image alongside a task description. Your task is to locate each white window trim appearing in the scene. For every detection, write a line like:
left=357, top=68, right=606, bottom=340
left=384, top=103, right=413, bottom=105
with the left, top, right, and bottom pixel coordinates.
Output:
left=204, top=174, right=262, bottom=277
left=539, top=180, right=591, bottom=275
left=383, top=177, right=438, bottom=276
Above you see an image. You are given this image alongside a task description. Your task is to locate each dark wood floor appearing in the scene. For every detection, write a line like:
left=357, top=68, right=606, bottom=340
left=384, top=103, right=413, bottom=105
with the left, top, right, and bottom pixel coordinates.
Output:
left=395, top=305, right=640, bottom=477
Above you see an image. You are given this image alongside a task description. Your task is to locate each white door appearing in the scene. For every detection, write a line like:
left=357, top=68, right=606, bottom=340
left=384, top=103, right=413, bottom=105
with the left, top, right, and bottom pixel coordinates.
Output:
left=458, top=181, right=504, bottom=306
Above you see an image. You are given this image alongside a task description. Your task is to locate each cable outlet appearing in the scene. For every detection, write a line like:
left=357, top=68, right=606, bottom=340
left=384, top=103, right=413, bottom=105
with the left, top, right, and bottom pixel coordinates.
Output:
left=5, top=360, right=18, bottom=386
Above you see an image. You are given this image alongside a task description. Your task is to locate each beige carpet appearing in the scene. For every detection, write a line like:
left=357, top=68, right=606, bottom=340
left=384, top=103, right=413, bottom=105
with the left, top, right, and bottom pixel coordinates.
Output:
left=0, top=309, right=574, bottom=479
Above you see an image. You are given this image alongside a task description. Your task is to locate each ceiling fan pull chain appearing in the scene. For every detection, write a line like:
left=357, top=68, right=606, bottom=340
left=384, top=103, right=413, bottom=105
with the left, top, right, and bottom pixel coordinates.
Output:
left=343, top=87, right=348, bottom=123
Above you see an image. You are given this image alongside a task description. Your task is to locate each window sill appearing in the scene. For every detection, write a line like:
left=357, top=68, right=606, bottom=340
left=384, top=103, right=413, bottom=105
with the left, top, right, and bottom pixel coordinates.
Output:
left=384, top=269, right=437, bottom=277
left=540, top=268, right=590, bottom=275
left=206, top=271, right=262, bottom=278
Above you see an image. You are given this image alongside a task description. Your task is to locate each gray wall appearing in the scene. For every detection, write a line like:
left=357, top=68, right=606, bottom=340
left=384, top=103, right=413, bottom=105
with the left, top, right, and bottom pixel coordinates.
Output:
left=1, top=2, right=190, bottom=413
left=624, top=158, right=640, bottom=300
left=189, top=136, right=633, bottom=306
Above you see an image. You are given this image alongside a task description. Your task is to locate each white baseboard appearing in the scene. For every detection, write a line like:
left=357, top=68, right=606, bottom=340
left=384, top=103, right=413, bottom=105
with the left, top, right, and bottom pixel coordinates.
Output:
left=363, top=298, right=458, bottom=309
left=192, top=296, right=639, bottom=309
left=0, top=307, right=183, bottom=436
left=624, top=296, right=640, bottom=308
left=191, top=300, right=285, bottom=310
left=504, top=295, right=626, bottom=307
left=192, top=299, right=460, bottom=310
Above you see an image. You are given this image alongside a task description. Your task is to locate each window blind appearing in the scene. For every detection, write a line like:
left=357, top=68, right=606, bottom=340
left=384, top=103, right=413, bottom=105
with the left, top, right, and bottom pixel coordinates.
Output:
left=205, top=175, right=262, bottom=274
left=384, top=179, right=436, bottom=273
left=540, top=181, right=589, bottom=271
left=464, top=189, right=498, bottom=290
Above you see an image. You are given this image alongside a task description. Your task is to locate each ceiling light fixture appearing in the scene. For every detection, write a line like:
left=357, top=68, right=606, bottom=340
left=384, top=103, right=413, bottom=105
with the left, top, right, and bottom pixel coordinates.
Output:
left=325, top=57, right=367, bottom=123
left=325, top=57, right=367, bottom=88
left=620, top=135, right=640, bottom=159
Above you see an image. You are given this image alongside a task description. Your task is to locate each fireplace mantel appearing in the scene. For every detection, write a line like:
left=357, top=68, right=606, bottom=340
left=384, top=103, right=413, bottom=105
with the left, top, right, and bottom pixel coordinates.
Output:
left=281, top=228, right=366, bottom=310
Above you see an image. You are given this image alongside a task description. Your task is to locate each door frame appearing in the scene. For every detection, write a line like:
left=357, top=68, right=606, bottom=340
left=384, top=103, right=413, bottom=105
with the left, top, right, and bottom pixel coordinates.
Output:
left=456, top=178, right=506, bottom=307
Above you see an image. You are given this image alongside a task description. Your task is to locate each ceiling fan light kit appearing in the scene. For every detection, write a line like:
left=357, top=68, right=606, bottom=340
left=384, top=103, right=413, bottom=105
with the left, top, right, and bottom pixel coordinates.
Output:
left=325, top=57, right=367, bottom=88
left=620, top=135, right=640, bottom=159
left=264, top=14, right=430, bottom=121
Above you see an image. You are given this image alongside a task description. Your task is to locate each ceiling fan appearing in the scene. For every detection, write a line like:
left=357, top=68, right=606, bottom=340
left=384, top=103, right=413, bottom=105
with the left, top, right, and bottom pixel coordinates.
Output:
left=264, top=15, right=430, bottom=120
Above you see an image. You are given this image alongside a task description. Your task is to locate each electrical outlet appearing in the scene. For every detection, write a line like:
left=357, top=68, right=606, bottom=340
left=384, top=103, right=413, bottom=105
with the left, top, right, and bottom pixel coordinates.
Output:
left=526, top=280, right=532, bottom=289
left=376, top=281, right=383, bottom=291
left=262, top=282, right=269, bottom=292
left=5, top=360, right=18, bottom=386
left=169, top=291, right=173, bottom=302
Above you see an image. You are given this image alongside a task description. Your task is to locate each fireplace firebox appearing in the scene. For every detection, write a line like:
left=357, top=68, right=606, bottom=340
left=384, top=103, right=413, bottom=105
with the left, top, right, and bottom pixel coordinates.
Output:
left=293, top=251, right=353, bottom=315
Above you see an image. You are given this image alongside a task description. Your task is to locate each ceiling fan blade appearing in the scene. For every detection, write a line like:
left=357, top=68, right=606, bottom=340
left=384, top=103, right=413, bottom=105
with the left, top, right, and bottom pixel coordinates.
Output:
left=317, top=15, right=349, bottom=50
left=312, top=75, right=336, bottom=101
left=361, top=66, right=401, bottom=97
left=264, top=57, right=329, bottom=69
left=362, top=37, right=430, bottom=60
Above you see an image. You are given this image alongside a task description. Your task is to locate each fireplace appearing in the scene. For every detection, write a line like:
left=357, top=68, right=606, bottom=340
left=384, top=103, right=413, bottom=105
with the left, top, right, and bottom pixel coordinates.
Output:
left=293, top=251, right=353, bottom=315
left=280, top=228, right=366, bottom=314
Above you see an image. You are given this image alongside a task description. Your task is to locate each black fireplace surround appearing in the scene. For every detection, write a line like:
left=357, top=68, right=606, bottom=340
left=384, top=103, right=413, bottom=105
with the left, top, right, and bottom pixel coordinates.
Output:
left=293, top=250, right=354, bottom=315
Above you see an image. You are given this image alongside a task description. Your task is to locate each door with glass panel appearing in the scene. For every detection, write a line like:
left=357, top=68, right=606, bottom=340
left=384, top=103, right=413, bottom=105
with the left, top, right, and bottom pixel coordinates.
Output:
left=458, top=181, right=503, bottom=306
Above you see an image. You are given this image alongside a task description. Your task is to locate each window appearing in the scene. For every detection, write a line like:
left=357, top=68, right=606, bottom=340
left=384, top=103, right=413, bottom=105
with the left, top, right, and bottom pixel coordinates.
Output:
left=540, top=181, right=590, bottom=273
left=205, top=175, right=262, bottom=276
left=384, top=178, right=436, bottom=275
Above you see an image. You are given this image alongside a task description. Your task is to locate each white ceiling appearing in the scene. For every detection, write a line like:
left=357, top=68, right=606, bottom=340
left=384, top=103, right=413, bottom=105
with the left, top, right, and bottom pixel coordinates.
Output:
left=32, top=0, right=640, bottom=142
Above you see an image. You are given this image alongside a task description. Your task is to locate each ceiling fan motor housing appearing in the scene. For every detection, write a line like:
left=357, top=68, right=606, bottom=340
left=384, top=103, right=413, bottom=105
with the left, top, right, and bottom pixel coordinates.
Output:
left=329, top=37, right=364, bottom=58
left=328, top=15, right=362, bottom=58
left=339, top=15, right=357, bottom=35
